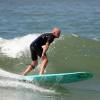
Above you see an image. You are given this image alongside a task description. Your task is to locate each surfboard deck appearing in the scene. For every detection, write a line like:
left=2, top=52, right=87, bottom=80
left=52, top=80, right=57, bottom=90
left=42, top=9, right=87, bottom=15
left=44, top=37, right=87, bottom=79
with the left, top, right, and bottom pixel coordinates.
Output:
left=21, top=72, right=93, bottom=85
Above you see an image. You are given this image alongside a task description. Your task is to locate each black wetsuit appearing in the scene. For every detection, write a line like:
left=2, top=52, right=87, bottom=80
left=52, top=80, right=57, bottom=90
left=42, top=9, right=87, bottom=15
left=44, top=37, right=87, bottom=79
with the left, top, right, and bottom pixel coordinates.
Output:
left=30, top=33, right=55, bottom=61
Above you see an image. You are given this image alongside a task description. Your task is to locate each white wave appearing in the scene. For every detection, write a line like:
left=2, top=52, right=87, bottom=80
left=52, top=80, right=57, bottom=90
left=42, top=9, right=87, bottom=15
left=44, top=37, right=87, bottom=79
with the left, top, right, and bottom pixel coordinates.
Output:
left=72, top=33, right=80, bottom=38
left=0, top=68, right=23, bottom=79
left=0, top=79, right=54, bottom=93
left=0, top=69, right=55, bottom=93
left=0, top=34, right=40, bottom=58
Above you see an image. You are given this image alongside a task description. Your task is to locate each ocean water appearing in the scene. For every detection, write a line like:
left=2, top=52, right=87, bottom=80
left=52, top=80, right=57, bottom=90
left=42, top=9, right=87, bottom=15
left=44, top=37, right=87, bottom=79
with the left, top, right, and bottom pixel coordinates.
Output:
left=0, top=0, right=100, bottom=100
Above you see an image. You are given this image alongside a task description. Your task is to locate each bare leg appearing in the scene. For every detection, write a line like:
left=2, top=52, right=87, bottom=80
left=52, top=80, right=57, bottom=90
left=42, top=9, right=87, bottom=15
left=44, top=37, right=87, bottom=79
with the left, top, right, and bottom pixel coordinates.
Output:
left=39, top=56, right=48, bottom=75
left=21, top=60, right=38, bottom=75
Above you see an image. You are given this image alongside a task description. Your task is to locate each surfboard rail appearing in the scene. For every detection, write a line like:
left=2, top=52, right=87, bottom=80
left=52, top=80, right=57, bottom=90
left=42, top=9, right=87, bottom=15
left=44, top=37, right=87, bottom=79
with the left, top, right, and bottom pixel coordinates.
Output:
left=21, top=72, right=93, bottom=85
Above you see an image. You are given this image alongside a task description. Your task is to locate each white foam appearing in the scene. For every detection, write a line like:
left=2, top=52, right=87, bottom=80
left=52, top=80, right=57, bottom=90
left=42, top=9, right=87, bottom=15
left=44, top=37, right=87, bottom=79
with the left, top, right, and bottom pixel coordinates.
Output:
left=0, top=68, right=23, bottom=79
left=0, top=69, right=55, bottom=93
left=72, top=33, right=79, bottom=38
left=0, top=34, right=40, bottom=58
left=0, top=79, right=54, bottom=93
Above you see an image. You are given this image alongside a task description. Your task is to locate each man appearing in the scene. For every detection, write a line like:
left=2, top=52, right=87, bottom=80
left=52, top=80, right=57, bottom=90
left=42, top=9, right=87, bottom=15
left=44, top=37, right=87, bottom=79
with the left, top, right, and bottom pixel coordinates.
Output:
left=21, top=27, right=61, bottom=75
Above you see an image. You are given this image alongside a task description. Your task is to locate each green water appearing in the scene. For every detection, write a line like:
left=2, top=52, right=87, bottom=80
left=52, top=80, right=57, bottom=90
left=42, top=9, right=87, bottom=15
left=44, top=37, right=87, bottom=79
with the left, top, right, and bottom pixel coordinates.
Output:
left=48, top=35, right=100, bottom=75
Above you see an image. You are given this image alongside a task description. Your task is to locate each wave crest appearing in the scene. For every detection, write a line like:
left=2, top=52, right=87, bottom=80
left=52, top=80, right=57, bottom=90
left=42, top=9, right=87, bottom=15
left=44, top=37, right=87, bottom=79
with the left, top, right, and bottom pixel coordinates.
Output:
left=0, top=34, right=40, bottom=58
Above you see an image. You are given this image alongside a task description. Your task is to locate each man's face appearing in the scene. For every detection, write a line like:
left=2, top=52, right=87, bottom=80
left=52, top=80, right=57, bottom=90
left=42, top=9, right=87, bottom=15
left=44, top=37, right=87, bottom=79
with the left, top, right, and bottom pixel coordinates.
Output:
left=54, top=31, right=60, bottom=38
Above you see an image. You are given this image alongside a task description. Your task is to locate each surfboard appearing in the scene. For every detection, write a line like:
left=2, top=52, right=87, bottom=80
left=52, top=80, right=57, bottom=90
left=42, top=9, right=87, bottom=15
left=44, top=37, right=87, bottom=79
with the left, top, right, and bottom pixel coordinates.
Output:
left=21, top=72, right=93, bottom=85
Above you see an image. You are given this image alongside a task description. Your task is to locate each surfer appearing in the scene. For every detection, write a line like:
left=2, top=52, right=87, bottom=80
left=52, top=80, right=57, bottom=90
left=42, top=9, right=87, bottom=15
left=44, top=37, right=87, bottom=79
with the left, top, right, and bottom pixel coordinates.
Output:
left=21, top=27, right=61, bottom=75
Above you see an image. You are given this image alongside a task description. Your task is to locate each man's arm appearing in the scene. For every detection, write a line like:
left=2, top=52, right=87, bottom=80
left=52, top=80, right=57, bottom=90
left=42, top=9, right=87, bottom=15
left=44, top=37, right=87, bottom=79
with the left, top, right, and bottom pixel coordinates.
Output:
left=41, top=42, right=49, bottom=58
left=41, top=34, right=54, bottom=58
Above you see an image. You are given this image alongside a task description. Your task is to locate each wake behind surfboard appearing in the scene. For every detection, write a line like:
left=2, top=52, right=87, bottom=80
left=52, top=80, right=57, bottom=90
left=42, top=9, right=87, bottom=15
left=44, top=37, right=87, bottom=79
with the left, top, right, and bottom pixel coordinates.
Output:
left=21, top=72, right=93, bottom=85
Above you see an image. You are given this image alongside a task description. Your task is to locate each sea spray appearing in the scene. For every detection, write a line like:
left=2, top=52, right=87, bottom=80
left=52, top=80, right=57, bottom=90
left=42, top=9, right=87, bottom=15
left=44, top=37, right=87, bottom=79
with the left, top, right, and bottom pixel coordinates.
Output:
left=0, top=34, right=40, bottom=58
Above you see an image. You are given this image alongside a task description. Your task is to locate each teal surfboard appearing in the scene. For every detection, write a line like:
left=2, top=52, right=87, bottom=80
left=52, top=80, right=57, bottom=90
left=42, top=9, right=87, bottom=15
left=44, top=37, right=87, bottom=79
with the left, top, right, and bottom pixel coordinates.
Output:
left=22, top=72, right=93, bottom=84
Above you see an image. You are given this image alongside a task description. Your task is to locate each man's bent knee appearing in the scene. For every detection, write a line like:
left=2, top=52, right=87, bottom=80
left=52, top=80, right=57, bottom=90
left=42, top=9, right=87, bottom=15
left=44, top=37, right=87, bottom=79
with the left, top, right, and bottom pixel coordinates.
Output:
left=42, top=56, right=48, bottom=62
left=31, top=60, right=38, bottom=69
left=30, top=64, right=35, bottom=69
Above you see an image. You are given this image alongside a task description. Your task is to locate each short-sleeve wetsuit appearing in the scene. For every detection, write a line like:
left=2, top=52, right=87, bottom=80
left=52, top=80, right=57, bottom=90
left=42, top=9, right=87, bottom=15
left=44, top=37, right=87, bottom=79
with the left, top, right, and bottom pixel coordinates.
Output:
left=30, top=33, right=55, bottom=61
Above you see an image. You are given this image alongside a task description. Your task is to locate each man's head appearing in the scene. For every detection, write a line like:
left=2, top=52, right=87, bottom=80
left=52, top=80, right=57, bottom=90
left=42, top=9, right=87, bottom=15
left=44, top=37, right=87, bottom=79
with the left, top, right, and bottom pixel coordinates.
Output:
left=52, top=27, right=61, bottom=38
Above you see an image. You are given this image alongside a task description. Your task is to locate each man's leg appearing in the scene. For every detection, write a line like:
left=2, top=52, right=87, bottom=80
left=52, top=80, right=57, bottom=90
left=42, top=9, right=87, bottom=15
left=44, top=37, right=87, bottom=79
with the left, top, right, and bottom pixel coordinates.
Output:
left=21, top=60, right=38, bottom=75
left=39, top=56, right=48, bottom=74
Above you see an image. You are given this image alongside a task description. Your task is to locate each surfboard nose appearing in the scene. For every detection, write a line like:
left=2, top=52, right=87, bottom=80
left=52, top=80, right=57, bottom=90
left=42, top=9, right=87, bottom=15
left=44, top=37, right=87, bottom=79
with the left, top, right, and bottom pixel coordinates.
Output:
left=77, top=72, right=93, bottom=80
